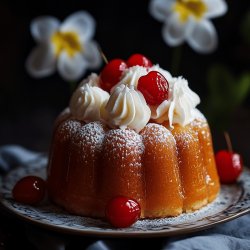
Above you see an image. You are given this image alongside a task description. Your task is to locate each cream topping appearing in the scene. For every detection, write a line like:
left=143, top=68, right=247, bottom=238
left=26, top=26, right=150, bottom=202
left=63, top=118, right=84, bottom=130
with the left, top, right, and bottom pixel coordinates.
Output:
left=151, top=76, right=200, bottom=127
left=79, top=73, right=100, bottom=87
left=70, top=82, right=110, bottom=122
left=192, top=108, right=206, bottom=121
left=69, top=65, right=202, bottom=130
left=115, top=64, right=173, bottom=89
left=112, top=65, right=148, bottom=90
left=104, top=84, right=151, bottom=132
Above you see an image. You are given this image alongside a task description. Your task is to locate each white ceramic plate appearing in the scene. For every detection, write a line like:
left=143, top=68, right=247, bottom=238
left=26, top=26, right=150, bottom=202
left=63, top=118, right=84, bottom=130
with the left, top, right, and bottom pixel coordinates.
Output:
left=0, top=164, right=250, bottom=237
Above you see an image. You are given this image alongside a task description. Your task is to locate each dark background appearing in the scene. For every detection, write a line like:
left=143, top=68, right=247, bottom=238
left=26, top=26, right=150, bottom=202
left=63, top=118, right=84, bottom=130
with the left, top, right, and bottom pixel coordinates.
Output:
left=0, top=0, right=249, bottom=164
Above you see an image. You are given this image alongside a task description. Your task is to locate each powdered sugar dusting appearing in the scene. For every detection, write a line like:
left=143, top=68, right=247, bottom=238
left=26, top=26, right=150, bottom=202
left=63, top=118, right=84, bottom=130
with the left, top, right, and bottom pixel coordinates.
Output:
left=141, top=123, right=174, bottom=145
left=173, top=128, right=199, bottom=150
left=136, top=192, right=227, bottom=228
left=190, top=119, right=208, bottom=131
left=71, top=121, right=105, bottom=152
left=191, top=120, right=212, bottom=142
left=2, top=163, right=250, bottom=235
left=56, top=119, right=81, bottom=143
left=102, top=129, right=144, bottom=167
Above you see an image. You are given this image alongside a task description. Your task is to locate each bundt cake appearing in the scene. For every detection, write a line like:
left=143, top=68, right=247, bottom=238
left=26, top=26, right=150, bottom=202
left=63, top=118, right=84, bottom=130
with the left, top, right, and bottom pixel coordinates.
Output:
left=47, top=54, right=220, bottom=219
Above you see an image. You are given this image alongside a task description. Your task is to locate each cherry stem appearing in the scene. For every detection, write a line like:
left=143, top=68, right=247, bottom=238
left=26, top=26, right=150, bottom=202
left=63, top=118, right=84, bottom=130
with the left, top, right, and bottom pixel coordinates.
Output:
left=98, top=47, right=108, bottom=64
left=224, top=131, right=233, bottom=153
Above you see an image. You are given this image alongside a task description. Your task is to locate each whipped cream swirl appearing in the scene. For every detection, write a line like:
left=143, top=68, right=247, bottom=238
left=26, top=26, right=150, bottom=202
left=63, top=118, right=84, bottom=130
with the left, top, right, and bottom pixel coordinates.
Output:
left=114, top=66, right=148, bottom=89
left=69, top=65, right=202, bottom=130
left=70, top=79, right=110, bottom=122
left=115, top=65, right=173, bottom=89
left=79, top=73, right=100, bottom=87
left=104, top=84, right=151, bottom=132
left=151, top=77, right=200, bottom=127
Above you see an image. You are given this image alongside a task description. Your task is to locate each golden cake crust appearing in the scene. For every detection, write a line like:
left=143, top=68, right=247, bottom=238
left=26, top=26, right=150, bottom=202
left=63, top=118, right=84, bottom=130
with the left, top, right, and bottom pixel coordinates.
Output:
left=47, top=115, right=220, bottom=219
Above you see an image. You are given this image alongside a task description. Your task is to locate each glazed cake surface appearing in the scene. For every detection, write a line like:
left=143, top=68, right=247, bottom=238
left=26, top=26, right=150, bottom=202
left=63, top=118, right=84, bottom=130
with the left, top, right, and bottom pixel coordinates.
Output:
left=47, top=62, right=220, bottom=219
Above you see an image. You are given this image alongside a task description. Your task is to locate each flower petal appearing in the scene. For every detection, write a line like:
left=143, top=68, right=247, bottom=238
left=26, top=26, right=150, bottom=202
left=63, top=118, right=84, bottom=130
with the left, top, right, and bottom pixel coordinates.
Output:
left=31, top=16, right=60, bottom=43
left=204, top=0, right=228, bottom=18
left=26, top=44, right=56, bottom=78
left=187, top=19, right=218, bottom=53
left=60, top=11, right=95, bottom=42
left=149, top=0, right=175, bottom=22
left=57, top=52, right=88, bottom=81
left=83, top=41, right=102, bottom=69
left=162, top=13, right=191, bottom=46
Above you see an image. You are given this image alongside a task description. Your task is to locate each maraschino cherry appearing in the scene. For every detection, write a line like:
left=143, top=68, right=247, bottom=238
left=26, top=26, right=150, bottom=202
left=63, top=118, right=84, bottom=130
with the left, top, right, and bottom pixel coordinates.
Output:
left=215, top=132, right=243, bottom=184
left=99, top=59, right=128, bottom=92
left=127, top=53, right=153, bottom=68
left=105, top=196, right=141, bottom=228
left=12, top=176, right=46, bottom=205
left=138, top=71, right=169, bottom=105
left=99, top=54, right=153, bottom=92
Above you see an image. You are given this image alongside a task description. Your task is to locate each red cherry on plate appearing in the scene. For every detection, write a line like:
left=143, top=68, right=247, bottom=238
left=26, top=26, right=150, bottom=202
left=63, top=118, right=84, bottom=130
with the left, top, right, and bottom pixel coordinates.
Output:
left=215, top=132, right=243, bottom=184
left=99, top=59, right=128, bottom=92
left=12, top=176, right=46, bottom=205
left=105, top=196, right=141, bottom=228
left=127, top=54, right=153, bottom=68
left=215, top=150, right=243, bottom=184
left=138, top=71, right=169, bottom=105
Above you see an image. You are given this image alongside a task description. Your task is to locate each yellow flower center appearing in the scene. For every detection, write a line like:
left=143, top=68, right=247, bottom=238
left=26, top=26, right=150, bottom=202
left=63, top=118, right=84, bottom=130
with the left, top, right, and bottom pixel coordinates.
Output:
left=173, top=0, right=207, bottom=22
left=51, top=31, right=82, bottom=57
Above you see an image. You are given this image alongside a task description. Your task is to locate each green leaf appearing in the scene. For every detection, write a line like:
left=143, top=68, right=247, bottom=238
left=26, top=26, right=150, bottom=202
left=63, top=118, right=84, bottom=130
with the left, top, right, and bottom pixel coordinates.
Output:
left=206, top=64, right=235, bottom=110
left=233, top=73, right=250, bottom=106
left=204, top=65, right=250, bottom=130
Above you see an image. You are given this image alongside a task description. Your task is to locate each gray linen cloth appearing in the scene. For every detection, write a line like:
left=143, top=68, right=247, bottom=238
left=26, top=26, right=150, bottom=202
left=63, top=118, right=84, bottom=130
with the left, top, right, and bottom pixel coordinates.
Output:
left=0, top=145, right=249, bottom=250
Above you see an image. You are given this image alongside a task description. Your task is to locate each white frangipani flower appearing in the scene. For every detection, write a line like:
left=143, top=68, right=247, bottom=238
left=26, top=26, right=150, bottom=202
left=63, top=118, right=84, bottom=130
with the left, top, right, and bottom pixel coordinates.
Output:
left=26, top=11, right=102, bottom=81
left=149, top=0, right=228, bottom=53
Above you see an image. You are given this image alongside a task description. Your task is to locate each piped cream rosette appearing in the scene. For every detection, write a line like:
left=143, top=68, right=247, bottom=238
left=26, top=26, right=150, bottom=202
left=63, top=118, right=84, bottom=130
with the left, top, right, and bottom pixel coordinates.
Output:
left=103, top=84, right=151, bottom=133
left=69, top=64, right=203, bottom=132
left=70, top=73, right=110, bottom=122
left=150, top=76, right=201, bottom=128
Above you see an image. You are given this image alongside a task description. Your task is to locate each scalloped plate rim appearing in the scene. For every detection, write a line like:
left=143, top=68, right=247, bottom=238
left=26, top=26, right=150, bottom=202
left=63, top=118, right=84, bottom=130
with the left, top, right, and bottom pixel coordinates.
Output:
left=0, top=165, right=250, bottom=238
